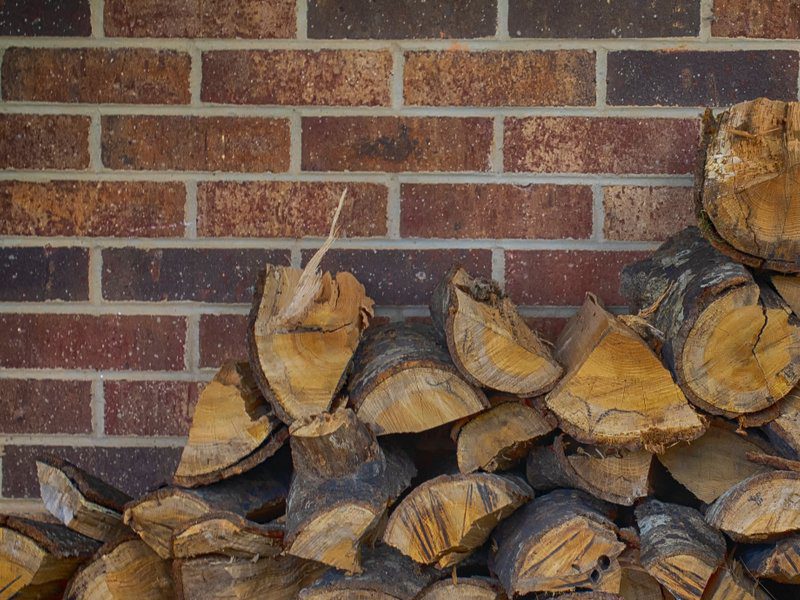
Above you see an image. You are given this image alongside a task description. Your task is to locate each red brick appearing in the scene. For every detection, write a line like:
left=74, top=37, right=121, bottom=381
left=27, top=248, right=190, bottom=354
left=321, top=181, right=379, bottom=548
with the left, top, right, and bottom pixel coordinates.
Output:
left=0, top=247, right=88, bottom=302
left=0, top=115, right=90, bottom=170
left=105, top=380, right=199, bottom=436
left=2, top=48, right=190, bottom=104
left=505, top=250, right=648, bottom=306
left=0, top=0, right=90, bottom=36
left=104, top=0, right=295, bottom=38
left=400, top=183, right=592, bottom=239
left=0, top=380, right=92, bottom=434
left=102, top=248, right=289, bottom=302
left=101, top=116, right=289, bottom=172
left=199, top=314, right=247, bottom=367
left=504, top=117, right=699, bottom=174
left=404, top=51, right=595, bottom=107
left=523, top=316, right=570, bottom=344
left=302, top=117, right=493, bottom=172
left=712, top=0, right=800, bottom=38
left=604, top=186, right=695, bottom=242
left=0, top=181, right=185, bottom=237
left=202, top=50, right=391, bottom=106
left=0, top=314, right=186, bottom=370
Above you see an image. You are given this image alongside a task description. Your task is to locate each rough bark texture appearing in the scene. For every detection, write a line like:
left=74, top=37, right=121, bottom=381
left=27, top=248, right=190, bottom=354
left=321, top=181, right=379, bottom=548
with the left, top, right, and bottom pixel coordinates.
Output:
left=764, top=387, right=800, bottom=458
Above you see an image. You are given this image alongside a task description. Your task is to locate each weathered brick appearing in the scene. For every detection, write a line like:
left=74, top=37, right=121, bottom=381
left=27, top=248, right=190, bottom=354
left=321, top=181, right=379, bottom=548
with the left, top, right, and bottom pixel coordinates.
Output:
left=505, top=250, right=648, bottom=306
left=0, top=247, right=88, bottom=301
left=0, top=0, right=90, bottom=36
left=304, top=249, right=493, bottom=305
left=102, top=248, right=288, bottom=303
left=102, top=116, right=290, bottom=172
left=2, top=445, right=181, bottom=498
left=302, top=117, right=493, bottom=172
left=197, top=181, right=387, bottom=238
left=199, top=314, right=247, bottom=367
left=509, top=0, right=699, bottom=37
left=308, top=0, right=497, bottom=38
left=504, top=117, right=699, bottom=174
left=401, top=184, right=592, bottom=239
left=712, top=0, right=800, bottom=39
left=0, top=314, right=186, bottom=370
left=607, top=50, right=799, bottom=106
left=0, top=380, right=92, bottom=434
left=202, top=50, right=391, bottom=106
left=0, top=181, right=185, bottom=237
left=604, top=186, right=695, bottom=242
left=105, top=380, right=199, bottom=436
left=104, top=0, right=295, bottom=38
left=404, top=51, right=595, bottom=106
left=0, top=115, right=90, bottom=170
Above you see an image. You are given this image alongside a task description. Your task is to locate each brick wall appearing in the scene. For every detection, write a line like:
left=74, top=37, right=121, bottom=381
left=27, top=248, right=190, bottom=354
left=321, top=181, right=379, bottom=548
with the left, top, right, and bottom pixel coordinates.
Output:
left=0, top=0, right=798, bottom=509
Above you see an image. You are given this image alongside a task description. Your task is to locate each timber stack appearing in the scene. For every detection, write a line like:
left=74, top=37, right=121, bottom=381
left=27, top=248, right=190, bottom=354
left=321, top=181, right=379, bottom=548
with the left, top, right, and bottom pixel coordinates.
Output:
left=2, top=97, right=800, bottom=600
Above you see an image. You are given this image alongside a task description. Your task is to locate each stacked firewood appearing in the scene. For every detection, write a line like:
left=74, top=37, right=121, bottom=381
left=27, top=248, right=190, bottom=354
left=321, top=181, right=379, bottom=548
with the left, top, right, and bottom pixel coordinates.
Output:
left=2, top=97, right=800, bottom=600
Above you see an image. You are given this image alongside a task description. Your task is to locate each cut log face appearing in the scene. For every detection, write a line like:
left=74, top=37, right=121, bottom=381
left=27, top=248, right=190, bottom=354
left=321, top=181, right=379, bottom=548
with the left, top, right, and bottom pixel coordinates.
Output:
left=740, top=534, right=800, bottom=584
left=430, top=267, right=562, bottom=396
left=763, top=387, right=800, bottom=458
left=702, top=561, right=771, bottom=600
left=171, top=512, right=284, bottom=559
left=706, top=470, right=800, bottom=542
left=418, top=577, right=507, bottom=600
left=621, top=227, right=800, bottom=417
left=173, top=361, right=288, bottom=487
left=545, top=294, right=705, bottom=451
left=635, top=500, right=726, bottom=600
left=383, top=472, right=531, bottom=569
left=249, top=264, right=374, bottom=424
left=699, top=98, right=800, bottom=273
left=773, top=274, right=800, bottom=316
left=348, top=323, right=489, bottom=435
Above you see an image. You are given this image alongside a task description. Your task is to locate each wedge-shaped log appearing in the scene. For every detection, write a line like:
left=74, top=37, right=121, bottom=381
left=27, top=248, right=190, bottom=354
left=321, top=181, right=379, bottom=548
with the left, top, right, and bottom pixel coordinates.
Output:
left=740, top=534, right=800, bottom=584
left=418, top=577, right=507, bottom=600
left=349, top=323, right=489, bottom=435
left=544, top=294, right=705, bottom=451
left=773, top=274, right=800, bottom=315
left=621, top=227, right=800, bottom=417
left=703, top=561, right=770, bottom=600
left=36, top=455, right=131, bottom=542
left=171, top=512, right=284, bottom=559
left=384, top=472, right=531, bottom=569
left=430, top=267, right=562, bottom=396
left=763, top=387, right=800, bottom=458
left=616, top=548, right=669, bottom=600
left=173, top=361, right=288, bottom=487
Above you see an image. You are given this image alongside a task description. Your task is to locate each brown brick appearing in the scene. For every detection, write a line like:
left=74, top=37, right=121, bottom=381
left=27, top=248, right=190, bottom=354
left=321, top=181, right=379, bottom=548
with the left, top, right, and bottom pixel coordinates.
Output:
left=604, top=186, right=695, bottom=242
left=504, top=117, right=699, bottom=174
left=0, top=314, right=186, bottom=370
left=2, top=48, right=190, bottom=104
left=0, top=114, right=90, bottom=170
left=0, top=181, right=185, bottom=237
left=101, top=116, right=290, bottom=172
left=0, top=0, right=90, bottom=36
left=105, top=380, right=199, bottom=436
left=404, top=51, right=595, bottom=107
left=2, top=445, right=181, bottom=498
left=607, top=50, right=799, bottom=106
left=509, top=0, right=700, bottom=37
left=302, top=117, right=493, bottom=172
left=0, top=247, right=88, bottom=302
left=202, top=50, right=391, bottom=106
left=0, top=380, right=92, bottom=434
left=712, top=0, right=800, bottom=39
left=523, top=316, right=570, bottom=344
left=505, top=250, right=648, bottom=306
left=102, top=248, right=289, bottom=303
left=199, top=314, right=247, bottom=367
left=401, top=183, right=592, bottom=239
left=304, top=249, right=493, bottom=305
left=308, top=0, right=497, bottom=38
left=104, top=0, right=295, bottom=38
left=198, top=182, right=387, bottom=238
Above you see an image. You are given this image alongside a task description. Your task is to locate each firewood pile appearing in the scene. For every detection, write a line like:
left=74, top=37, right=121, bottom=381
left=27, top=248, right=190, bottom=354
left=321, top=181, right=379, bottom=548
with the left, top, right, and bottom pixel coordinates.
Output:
left=3, top=97, right=800, bottom=600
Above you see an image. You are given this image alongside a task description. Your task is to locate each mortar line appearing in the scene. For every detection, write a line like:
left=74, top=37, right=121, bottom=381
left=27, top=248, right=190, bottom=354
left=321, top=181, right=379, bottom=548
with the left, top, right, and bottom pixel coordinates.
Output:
left=592, top=183, right=605, bottom=242
left=497, top=0, right=510, bottom=39
left=0, top=302, right=254, bottom=315
left=0, top=434, right=187, bottom=447
left=189, top=44, right=203, bottom=105
left=184, top=180, right=198, bottom=238
left=88, top=246, right=103, bottom=303
left=0, top=499, right=49, bottom=514
left=387, top=176, right=401, bottom=239
left=699, top=0, right=714, bottom=41
left=289, top=246, right=302, bottom=268
left=0, top=369, right=216, bottom=381
left=491, top=248, right=506, bottom=289
left=0, top=455, right=3, bottom=499
left=288, top=111, right=302, bottom=173
left=296, top=0, right=308, bottom=40
left=88, top=111, right=103, bottom=170
left=91, top=378, right=105, bottom=436
left=0, top=48, right=5, bottom=91
left=185, top=313, right=200, bottom=373
left=90, top=0, right=104, bottom=38
left=390, top=46, right=405, bottom=109
left=491, top=116, right=504, bottom=173
left=595, top=48, right=608, bottom=107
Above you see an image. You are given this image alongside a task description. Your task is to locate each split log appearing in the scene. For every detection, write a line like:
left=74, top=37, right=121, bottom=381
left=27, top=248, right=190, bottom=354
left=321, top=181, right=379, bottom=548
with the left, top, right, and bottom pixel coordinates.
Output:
left=490, top=489, right=625, bottom=595
left=740, top=534, right=800, bottom=584
left=697, top=98, right=800, bottom=273
left=171, top=512, right=284, bottom=559
left=173, top=361, right=288, bottom=487
left=526, top=435, right=652, bottom=506
left=763, top=387, right=800, bottom=458
left=36, top=455, right=131, bottom=542
left=544, top=294, right=705, bottom=451
left=430, top=267, right=562, bottom=395
left=348, top=323, right=489, bottom=435
left=617, top=559, right=669, bottom=600
left=621, top=227, right=800, bottom=417
left=383, top=472, right=531, bottom=569
left=418, top=577, right=507, bottom=600
left=703, top=561, right=770, bottom=600
left=773, top=274, right=800, bottom=315
left=0, top=515, right=98, bottom=600
left=635, top=500, right=726, bottom=600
